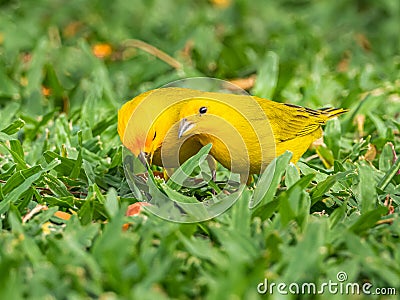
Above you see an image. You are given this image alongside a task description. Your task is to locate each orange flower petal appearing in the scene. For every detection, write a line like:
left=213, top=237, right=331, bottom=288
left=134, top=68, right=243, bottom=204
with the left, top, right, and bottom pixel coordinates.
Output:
left=126, top=202, right=151, bottom=217
left=54, top=211, right=72, bottom=220
left=211, top=0, right=231, bottom=9
left=42, top=86, right=51, bottom=97
left=92, top=43, right=112, bottom=58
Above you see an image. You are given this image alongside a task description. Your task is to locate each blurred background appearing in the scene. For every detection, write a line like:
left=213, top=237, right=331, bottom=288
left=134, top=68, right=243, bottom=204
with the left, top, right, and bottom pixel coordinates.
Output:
left=1, top=0, right=398, bottom=118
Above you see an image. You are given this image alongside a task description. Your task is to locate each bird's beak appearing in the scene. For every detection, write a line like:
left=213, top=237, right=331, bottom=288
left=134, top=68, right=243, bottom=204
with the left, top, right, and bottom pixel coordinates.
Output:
left=178, top=118, right=195, bottom=139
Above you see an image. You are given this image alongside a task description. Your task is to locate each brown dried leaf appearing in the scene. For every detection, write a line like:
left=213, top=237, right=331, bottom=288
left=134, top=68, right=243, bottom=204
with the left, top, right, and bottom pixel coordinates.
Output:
left=355, top=33, right=371, bottom=51
left=22, top=204, right=48, bottom=223
left=227, top=74, right=257, bottom=91
left=364, top=144, right=377, bottom=162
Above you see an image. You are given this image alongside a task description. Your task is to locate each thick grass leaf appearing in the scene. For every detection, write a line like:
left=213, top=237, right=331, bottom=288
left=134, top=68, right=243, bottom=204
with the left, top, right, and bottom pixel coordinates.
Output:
left=230, top=189, right=252, bottom=236
left=92, top=115, right=117, bottom=137
left=251, top=199, right=280, bottom=220
left=43, top=174, right=72, bottom=197
left=9, top=140, right=24, bottom=162
left=70, top=148, right=83, bottom=179
left=0, top=66, right=19, bottom=98
left=358, top=162, right=377, bottom=213
left=348, top=206, right=388, bottom=234
left=0, top=132, right=14, bottom=143
left=329, top=200, right=348, bottom=229
left=177, top=231, right=227, bottom=266
left=278, top=174, right=314, bottom=229
left=104, top=188, right=119, bottom=218
left=78, top=187, right=95, bottom=225
left=1, top=166, right=42, bottom=195
left=377, top=156, right=400, bottom=191
left=44, top=151, right=84, bottom=177
left=379, top=142, right=395, bottom=172
left=368, top=112, right=387, bottom=138
left=324, top=118, right=342, bottom=159
left=310, top=170, right=352, bottom=205
left=0, top=119, right=25, bottom=135
left=0, top=159, right=61, bottom=214
left=1, top=140, right=27, bottom=170
left=282, top=219, right=328, bottom=282
left=44, top=195, right=75, bottom=209
left=315, top=145, right=334, bottom=169
left=166, top=144, right=212, bottom=191
left=162, top=183, right=199, bottom=204
left=250, top=151, right=292, bottom=209
left=284, top=162, right=300, bottom=188
left=252, top=51, right=279, bottom=99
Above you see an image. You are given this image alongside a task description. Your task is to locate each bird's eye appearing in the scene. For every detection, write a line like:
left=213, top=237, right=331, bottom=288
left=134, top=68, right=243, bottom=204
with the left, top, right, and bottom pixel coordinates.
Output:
left=152, top=132, right=157, bottom=141
left=199, top=106, right=207, bottom=114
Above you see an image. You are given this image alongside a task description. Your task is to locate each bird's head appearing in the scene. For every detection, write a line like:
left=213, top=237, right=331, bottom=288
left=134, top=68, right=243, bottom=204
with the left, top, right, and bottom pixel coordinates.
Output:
left=177, top=98, right=222, bottom=139
left=118, top=92, right=167, bottom=165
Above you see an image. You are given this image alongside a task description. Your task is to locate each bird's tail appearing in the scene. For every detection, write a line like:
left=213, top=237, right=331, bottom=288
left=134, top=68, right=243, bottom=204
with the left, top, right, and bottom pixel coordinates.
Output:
left=317, top=107, right=349, bottom=120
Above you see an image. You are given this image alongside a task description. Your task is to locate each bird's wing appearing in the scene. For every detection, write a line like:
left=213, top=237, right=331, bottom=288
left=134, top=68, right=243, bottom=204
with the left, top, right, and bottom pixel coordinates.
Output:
left=257, top=99, right=345, bottom=142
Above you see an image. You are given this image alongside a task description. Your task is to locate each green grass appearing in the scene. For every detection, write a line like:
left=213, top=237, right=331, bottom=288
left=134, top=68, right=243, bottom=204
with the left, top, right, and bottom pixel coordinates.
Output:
left=1, top=0, right=400, bottom=299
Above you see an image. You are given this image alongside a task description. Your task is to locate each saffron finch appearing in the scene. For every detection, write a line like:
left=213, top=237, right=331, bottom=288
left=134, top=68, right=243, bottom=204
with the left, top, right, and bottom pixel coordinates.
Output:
left=118, top=87, right=347, bottom=177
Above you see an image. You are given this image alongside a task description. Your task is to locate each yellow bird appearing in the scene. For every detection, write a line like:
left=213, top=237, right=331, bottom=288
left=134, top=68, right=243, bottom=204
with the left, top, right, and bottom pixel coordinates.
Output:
left=118, top=87, right=347, bottom=177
